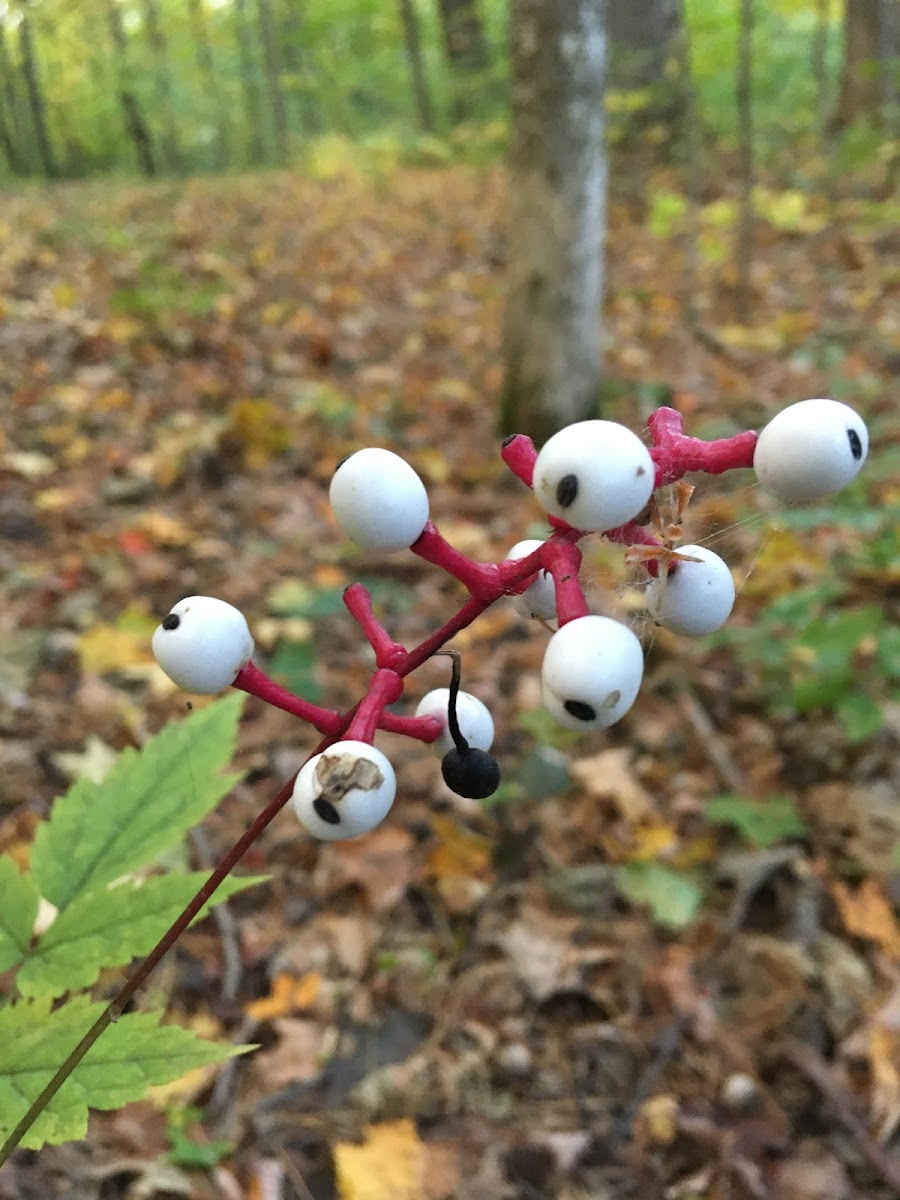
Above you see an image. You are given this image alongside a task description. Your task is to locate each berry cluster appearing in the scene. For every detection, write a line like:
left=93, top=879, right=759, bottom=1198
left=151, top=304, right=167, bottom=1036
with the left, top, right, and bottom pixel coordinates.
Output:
left=152, top=399, right=869, bottom=841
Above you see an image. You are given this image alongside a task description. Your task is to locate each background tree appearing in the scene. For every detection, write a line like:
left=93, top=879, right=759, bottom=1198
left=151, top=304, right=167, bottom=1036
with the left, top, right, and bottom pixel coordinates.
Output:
left=398, top=0, right=436, bottom=132
left=500, top=0, right=607, bottom=441
left=142, top=0, right=182, bottom=172
left=187, top=0, right=231, bottom=168
left=17, top=2, right=58, bottom=178
left=106, top=0, right=157, bottom=177
left=436, top=0, right=489, bottom=121
left=233, top=0, right=267, bottom=164
left=833, top=0, right=898, bottom=128
left=256, top=0, right=289, bottom=162
left=608, top=0, right=683, bottom=126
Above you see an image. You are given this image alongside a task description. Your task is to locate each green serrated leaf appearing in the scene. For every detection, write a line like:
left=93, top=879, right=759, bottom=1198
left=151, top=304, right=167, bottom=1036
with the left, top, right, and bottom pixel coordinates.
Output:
left=17, top=871, right=267, bottom=999
left=0, top=996, right=254, bottom=1150
left=615, top=863, right=703, bottom=930
left=30, top=695, right=244, bottom=913
left=706, top=794, right=807, bottom=848
left=0, top=857, right=40, bottom=972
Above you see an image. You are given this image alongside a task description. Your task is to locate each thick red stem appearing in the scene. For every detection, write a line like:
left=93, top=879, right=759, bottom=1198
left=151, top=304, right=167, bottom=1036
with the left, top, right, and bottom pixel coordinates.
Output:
left=411, top=522, right=501, bottom=598
left=345, top=668, right=404, bottom=743
left=233, top=662, right=341, bottom=733
left=541, top=540, right=589, bottom=624
left=649, top=406, right=758, bottom=486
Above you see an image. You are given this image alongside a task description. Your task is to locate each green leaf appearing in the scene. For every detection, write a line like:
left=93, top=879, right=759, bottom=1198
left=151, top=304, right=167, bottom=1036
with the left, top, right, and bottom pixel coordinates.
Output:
left=0, top=857, right=40, bottom=972
left=706, top=794, right=807, bottom=848
left=836, top=693, right=884, bottom=744
left=0, top=996, right=253, bottom=1150
left=615, top=863, right=703, bottom=930
left=269, top=641, right=322, bottom=702
left=16, top=871, right=267, bottom=999
left=30, top=695, right=244, bottom=913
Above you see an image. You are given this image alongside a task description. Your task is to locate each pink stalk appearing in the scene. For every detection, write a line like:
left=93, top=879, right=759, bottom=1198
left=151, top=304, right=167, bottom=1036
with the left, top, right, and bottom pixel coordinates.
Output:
left=500, top=433, right=538, bottom=487
left=649, top=406, right=758, bottom=486
left=344, top=668, right=404, bottom=743
left=233, top=662, right=342, bottom=733
left=411, top=522, right=501, bottom=598
left=343, top=583, right=406, bottom=669
left=541, top=540, right=589, bottom=624
left=604, top=520, right=664, bottom=577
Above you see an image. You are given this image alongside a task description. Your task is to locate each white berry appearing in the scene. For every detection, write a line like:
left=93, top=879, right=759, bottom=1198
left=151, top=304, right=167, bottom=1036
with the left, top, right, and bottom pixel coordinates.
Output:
left=152, top=596, right=254, bottom=694
left=541, top=615, right=644, bottom=730
left=415, top=688, right=494, bottom=756
left=647, top=545, right=735, bottom=636
left=292, top=741, right=396, bottom=840
left=505, top=539, right=557, bottom=622
left=330, top=447, right=429, bottom=552
left=753, top=399, right=868, bottom=503
left=533, top=420, right=654, bottom=532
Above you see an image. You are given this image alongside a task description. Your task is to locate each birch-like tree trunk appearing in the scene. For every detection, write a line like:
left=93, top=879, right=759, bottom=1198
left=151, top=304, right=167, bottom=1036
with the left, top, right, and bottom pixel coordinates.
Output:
left=500, top=0, right=607, bottom=440
left=436, top=0, right=489, bottom=120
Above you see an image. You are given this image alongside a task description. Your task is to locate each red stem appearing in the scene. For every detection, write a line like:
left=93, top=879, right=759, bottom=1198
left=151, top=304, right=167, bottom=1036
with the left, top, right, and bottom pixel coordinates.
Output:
left=410, top=522, right=501, bottom=598
left=233, top=662, right=342, bottom=733
left=649, top=406, right=758, bottom=486
left=343, top=584, right=406, bottom=669
left=345, top=669, right=404, bottom=743
left=541, top=540, right=589, bottom=624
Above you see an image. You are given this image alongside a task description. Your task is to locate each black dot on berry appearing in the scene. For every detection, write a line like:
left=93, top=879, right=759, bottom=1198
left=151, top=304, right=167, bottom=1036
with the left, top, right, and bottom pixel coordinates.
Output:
left=501, top=434, right=517, bottom=448
left=847, top=429, right=862, bottom=460
left=556, top=474, right=579, bottom=508
left=313, top=797, right=341, bottom=825
left=161, top=613, right=180, bottom=630
left=564, top=699, right=596, bottom=722
left=636, top=465, right=646, bottom=476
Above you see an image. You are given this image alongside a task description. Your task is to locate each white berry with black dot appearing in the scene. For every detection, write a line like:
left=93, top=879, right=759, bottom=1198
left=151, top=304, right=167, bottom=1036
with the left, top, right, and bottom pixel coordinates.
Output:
left=753, top=399, right=868, bottom=503
left=541, top=615, right=644, bottom=731
left=647, top=545, right=735, bottom=636
left=152, top=596, right=254, bottom=694
left=533, top=420, right=655, bottom=532
left=415, top=688, right=494, bottom=756
left=330, top=447, right=429, bottom=552
left=292, top=741, right=396, bottom=840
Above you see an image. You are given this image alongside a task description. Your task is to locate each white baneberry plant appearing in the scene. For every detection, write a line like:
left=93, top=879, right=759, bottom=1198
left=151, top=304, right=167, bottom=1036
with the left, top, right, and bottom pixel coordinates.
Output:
left=0, top=398, right=869, bottom=1160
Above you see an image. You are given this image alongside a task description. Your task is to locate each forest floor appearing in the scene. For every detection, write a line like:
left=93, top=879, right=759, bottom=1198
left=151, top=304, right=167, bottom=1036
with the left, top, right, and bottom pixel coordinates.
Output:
left=0, top=163, right=898, bottom=1200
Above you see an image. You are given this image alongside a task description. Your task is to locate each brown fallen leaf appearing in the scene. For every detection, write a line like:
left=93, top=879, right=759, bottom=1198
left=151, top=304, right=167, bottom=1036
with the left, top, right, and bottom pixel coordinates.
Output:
left=246, top=971, right=322, bottom=1021
left=831, top=878, right=900, bottom=958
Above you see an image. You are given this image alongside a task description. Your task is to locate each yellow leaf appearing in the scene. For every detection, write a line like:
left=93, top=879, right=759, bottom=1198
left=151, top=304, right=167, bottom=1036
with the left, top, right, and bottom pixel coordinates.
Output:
left=245, top=972, right=322, bottom=1021
left=639, top=1094, right=678, bottom=1144
left=78, top=623, right=153, bottom=674
left=629, top=821, right=679, bottom=862
left=52, top=281, right=79, bottom=308
left=335, top=1120, right=424, bottom=1200
left=832, top=879, right=900, bottom=957
left=426, top=814, right=493, bottom=882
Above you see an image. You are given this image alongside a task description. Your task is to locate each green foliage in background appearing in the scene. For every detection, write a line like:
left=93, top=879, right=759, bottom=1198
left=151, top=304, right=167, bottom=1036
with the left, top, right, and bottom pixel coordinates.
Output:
left=0, top=0, right=883, bottom=183
left=0, top=695, right=261, bottom=1151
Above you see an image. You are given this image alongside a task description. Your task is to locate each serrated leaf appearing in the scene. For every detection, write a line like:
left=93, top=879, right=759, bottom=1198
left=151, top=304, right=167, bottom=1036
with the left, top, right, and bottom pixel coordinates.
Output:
left=705, top=794, right=807, bottom=848
left=615, top=863, right=703, bottom=930
left=0, top=857, right=40, bottom=971
left=30, top=695, right=244, bottom=913
left=0, top=996, right=253, bottom=1150
left=17, top=871, right=267, bottom=998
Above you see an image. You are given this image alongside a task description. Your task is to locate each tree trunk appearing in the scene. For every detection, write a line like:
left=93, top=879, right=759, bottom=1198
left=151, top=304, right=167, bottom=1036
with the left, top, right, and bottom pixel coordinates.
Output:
left=106, top=0, right=157, bottom=177
left=734, top=0, right=754, bottom=323
left=608, top=0, right=681, bottom=89
left=436, top=0, right=489, bottom=120
left=142, top=0, right=182, bottom=171
left=500, top=0, right=607, bottom=441
left=235, top=0, right=267, bottom=163
left=17, top=8, right=57, bottom=178
left=256, top=0, right=289, bottom=162
left=187, top=0, right=231, bottom=168
left=0, top=21, right=24, bottom=174
left=398, top=0, right=436, bottom=132
left=833, top=0, right=897, bottom=127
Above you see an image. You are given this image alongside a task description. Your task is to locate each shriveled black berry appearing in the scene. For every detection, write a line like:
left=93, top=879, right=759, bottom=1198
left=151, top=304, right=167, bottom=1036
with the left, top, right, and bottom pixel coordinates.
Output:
left=313, top=797, right=342, bottom=825
left=556, top=473, right=579, bottom=509
left=847, top=429, right=863, bottom=460
left=441, top=747, right=501, bottom=800
left=563, top=699, right=596, bottom=722
left=161, top=613, right=180, bottom=630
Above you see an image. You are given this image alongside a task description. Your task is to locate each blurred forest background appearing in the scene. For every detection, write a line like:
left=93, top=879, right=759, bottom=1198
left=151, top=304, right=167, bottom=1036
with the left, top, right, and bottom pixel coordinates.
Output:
left=1, top=2, right=899, bottom=1199
left=0, top=0, right=895, bottom=182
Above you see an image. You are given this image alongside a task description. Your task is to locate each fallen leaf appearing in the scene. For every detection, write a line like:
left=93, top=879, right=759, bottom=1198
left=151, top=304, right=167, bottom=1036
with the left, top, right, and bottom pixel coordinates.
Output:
left=52, top=735, right=119, bottom=784
left=569, top=749, right=657, bottom=821
left=315, top=825, right=419, bottom=911
left=246, top=971, right=322, bottom=1021
left=334, top=1119, right=424, bottom=1200
left=832, top=879, right=900, bottom=957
